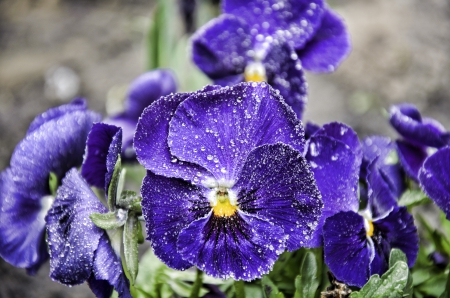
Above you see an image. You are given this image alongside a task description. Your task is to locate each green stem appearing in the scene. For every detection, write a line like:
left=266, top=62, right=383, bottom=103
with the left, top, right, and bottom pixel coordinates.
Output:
left=189, top=268, right=204, bottom=298
left=234, top=280, right=246, bottom=298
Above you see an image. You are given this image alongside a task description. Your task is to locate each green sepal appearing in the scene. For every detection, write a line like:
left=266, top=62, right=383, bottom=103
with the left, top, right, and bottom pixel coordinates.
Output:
left=117, top=190, right=142, bottom=214
left=124, top=215, right=139, bottom=285
left=137, top=221, right=145, bottom=244
left=49, top=172, right=58, bottom=196
left=294, top=252, right=320, bottom=298
left=89, top=212, right=126, bottom=230
left=108, top=156, right=122, bottom=211
left=350, top=261, right=409, bottom=298
left=389, top=248, right=408, bottom=268
left=262, top=276, right=285, bottom=298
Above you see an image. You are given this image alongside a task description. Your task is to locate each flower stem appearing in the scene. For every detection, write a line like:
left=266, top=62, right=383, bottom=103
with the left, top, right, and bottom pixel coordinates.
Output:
left=189, top=268, right=204, bottom=298
left=234, top=280, right=246, bottom=298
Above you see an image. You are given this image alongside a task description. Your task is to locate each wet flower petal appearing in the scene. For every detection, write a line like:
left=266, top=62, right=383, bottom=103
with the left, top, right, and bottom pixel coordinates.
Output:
left=305, top=135, right=360, bottom=247
left=419, top=147, right=450, bottom=218
left=395, top=140, right=427, bottom=181
left=169, top=82, right=305, bottom=181
left=177, top=211, right=285, bottom=281
left=234, top=143, right=322, bottom=250
left=297, top=8, right=351, bottom=73
left=314, top=122, right=362, bottom=159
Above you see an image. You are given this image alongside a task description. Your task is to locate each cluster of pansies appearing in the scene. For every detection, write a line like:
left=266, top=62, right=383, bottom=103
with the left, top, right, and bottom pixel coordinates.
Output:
left=1, top=0, right=450, bottom=297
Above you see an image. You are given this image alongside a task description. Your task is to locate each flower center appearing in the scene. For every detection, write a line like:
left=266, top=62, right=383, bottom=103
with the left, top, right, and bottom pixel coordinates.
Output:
left=366, top=220, right=374, bottom=237
left=244, top=61, right=267, bottom=82
left=210, top=187, right=237, bottom=217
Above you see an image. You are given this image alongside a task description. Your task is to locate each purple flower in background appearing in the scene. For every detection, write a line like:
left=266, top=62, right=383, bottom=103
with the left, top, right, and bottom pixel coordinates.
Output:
left=106, top=69, right=177, bottom=159
left=322, top=159, right=418, bottom=287
left=134, top=82, right=323, bottom=280
left=389, top=103, right=450, bottom=181
left=192, top=0, right=351, bottom=118
left=46, top=169, right=131, bottom=298
left=0, top=99, right=100, bottom=274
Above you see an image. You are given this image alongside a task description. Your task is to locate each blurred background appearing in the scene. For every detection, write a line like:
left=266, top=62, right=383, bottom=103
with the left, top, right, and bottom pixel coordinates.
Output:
left=1, top=0, right=450, bottom=297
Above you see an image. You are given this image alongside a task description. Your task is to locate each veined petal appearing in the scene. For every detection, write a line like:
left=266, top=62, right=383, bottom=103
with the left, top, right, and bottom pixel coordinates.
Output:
left=223, top=0, right=325, bottom=49
left=305, top=135, right=360, bottom=247
left=323, top=211, right=371, bottom=287
left=141, top=171, right=210, bottom=270
left=297, top=8, right=351, bottom=73
left=419, top=147, right=450, bottom=219
left=177, top=211, right=286, bottom=281
left=234, top=143, right=322, bottom=250
left=169, top=82, right=305, bottom=182
left=314, top=122, right=362, bottom=160
left=46, top=169, right=107, bottom=285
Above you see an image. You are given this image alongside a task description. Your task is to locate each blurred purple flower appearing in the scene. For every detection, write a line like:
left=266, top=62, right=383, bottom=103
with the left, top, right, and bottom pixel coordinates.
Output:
left=134, top=82, right=323, bottom=280
left=0, top=99, right=100, bottom=274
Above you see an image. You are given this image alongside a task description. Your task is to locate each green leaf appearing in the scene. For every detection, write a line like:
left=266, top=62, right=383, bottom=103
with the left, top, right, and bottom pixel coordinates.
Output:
left=350, top=261, right=409, bottom=298
left=49, top=172, right=58, bottom=196
left=398, top=189, right=430, bottom=208
left=235, top=280, right=246, bottom=298
left=89, top=212, right=126, bottom=230
left=123, top=215, right=139, bottom=285
left=188, top=269, right=204, bottom=298
left=137, top=221, right=144, bottom=244
left=439, top=271, right=450, bottom=298
left=108, top=156, right=122, bottom=211
left=294, top=252, right=320, bottom=298
left=389, top=248, right=408, bottom=268
left=262, top=276, right=285, bottom=298
left=416, top=272, right=447, bottom=297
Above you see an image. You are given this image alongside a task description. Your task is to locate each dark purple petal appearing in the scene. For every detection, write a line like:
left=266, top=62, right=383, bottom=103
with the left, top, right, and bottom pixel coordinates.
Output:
left=46, top=169, right=107, bottom=285
left=314, top=122, right=362, bottom=159
left=389, top=103, right=450, bottom=148
left=104, top=116, right=137, bottom=160
left=366, top=159, right=398, bottom=218
left=305, top=122, right=320, bottom=140
left=27, top=98, right=87, bottom=134
left=419, top=147, right=450, bottom=219
left=177, top=211, right=285, bottom=281
left=305, top=136, right=360, bottom=247
left=323, top=211, right=371, bottom=287
left=81, top=123, right=122, bottom=190
left=192, top=14, right=252, bottom=80
left=141, top=171, right=210, bottom=270
left=373, top=207, right=418, bottom=268
left=214, top=73, right=245, bottom=86
left=169, top=82, right=305, bottom=181
left=297, top=8, right=351, bottom=73
left=123, top=69, right=177, bottom=120
left=135, top=88, right=217, bottom=183
left=90, top=234, right=131, bottom=298
left=264, top=42, right=307, bottom=118
left=234, top=143, right=322, bottom=251
left=0, top=169, right=49, bottom=271
left=223, top=0, right=325, bottom=49
left=87, top=277, right=113, bottom=298
left=396, top=140, right=428, bottom=182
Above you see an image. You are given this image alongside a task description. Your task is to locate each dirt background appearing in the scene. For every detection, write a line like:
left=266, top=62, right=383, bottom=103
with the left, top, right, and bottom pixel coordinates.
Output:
left=1, top=0, right=450, bottom=297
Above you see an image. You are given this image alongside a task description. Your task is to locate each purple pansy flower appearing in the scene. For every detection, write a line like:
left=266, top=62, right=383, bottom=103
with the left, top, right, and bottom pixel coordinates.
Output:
left=389, top=103, right=450, bottom=181
left=192, top=0, right=350, bottom=118
left=0, top=98, right=100, bottom=274
left=322, top=159, right=418, bottom=287
left=106, top=69, right=177, bottom=159
left=134, top=82, right=323, bottom=280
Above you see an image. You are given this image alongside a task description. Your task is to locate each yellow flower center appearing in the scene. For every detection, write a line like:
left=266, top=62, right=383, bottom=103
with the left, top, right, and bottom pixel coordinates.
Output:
left=244, top=61, right=267, bottom=82
left=212, top=189, right=237, bottom=217
left=366, top=220, right=374, bottom=237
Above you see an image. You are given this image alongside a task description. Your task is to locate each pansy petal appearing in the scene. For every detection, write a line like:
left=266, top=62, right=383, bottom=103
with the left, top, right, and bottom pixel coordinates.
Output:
left=389, top=104, right=450, bottom=148
left=323, top=211, right=371, bottom=287
left=265, top=42, right=308, bottom=118
left=90, top=234, right=131, bottom=298
left=141, top=171, right=210, bottom=270
left=87, top=277, right=113, bottom=298
left=314, top=122, right=362, bottom=159
left=177, top=211, right=286, bottom=281
left=192, top=14, right=252, bottom=80
left=0, top=169, right=49, bottom=271
left=105, top=116, right=137, bottom=160
left=297, top=8, right=351, bottom=73
left=169, top=82, right=305, bottom=181
left=27, top=98, right=87, bottom=134
left=135, top=89, right=216, bottom=183
left=306, top=136, right=360, bottom=246
left=373, top=207, right=418, bottom=268
left=223, top=0, right=325, bottom=49
left=123, top=69, right=177, bottom=120
left=305, top=122, right=320, bottom=140
left=234, top=143, right=322, bottom=251
left=419, top=147, right=450, bottom=218
left=46, top=169, right=107, bottom=285
left=81, top=123, right=122, bottom=190
left=214, top=73, right=245, bottom=87
left=10, top=110, right=100, bottom=198
left=396, top=140, right=428, bottom=181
